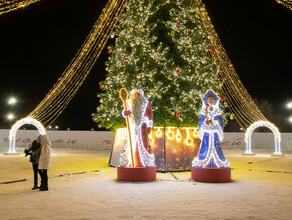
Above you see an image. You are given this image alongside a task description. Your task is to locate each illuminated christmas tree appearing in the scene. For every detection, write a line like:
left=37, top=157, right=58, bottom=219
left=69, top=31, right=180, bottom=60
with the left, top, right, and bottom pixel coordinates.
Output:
left=93, top=0, right=229, bottom=130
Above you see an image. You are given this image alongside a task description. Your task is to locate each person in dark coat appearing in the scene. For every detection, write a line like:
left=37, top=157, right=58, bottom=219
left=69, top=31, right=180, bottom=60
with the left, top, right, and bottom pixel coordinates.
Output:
left=24, top=139, right=42, bottom=190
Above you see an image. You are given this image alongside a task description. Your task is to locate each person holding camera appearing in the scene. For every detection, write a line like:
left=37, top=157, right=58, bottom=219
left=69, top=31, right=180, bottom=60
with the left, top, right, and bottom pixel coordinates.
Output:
left=24, top=139, right=41, bottom=190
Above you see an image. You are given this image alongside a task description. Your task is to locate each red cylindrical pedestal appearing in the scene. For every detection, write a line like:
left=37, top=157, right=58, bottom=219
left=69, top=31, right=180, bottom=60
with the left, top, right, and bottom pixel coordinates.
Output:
left=191, top=166, right=231, bottom=183
left=117, top=166, right=157, bottom=182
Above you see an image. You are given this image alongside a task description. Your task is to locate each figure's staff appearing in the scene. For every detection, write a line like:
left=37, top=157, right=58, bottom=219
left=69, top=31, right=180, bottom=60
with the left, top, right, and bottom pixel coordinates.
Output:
left=119, top=88, right=135, bottom=167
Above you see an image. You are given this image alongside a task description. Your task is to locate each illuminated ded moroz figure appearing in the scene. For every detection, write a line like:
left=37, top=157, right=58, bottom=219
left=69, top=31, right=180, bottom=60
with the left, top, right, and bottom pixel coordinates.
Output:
left=192, top=89, right=230, bottom=168
left=120, top=87, right=155, bottom=167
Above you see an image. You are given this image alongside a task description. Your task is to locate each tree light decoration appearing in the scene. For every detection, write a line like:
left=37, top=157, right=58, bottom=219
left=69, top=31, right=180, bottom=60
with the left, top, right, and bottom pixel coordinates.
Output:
left=244, top=121, right=282, bottom=156
left=166, top=127, right=175, bottom=140
left=184, top=128, right=193, bottom=146
left=275, top=0, right=292, bottom=11
left=156, top=127, right=163, bottom=138
left=0, top=0, right=41, bottom=16
left=148, top=130, right=155, bottom=146
left=94, top=0, right=229, bottom=130
left=115, top=127, right=199, bottom=147
left=5, top=117, right=46, bottom=155
left=176, top=128, right=182, bottom=142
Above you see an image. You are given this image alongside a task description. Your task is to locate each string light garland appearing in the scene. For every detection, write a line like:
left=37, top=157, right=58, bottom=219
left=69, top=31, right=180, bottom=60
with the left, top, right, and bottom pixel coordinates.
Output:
left=199, top=3, right=267, bottom=129
left=0, top=0, right=41, bottom=16
left=275, top=0, right=292, bottom=11
left=27, top=0, right=127, bottom=127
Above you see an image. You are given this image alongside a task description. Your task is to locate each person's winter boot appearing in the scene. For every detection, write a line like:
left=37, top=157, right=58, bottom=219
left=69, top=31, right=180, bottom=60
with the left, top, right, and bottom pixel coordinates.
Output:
left=39, top=184, right=48, bottom=191
left=40, top=178, right=48, bottom=191
left=32, top=185, right=38, bottom=190
left=39, top=181, right=44, bottom=189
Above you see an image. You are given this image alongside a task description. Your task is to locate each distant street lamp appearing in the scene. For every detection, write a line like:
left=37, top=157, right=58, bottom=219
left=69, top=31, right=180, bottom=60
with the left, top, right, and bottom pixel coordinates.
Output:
left=289, top=117, right=292, bottom=123
left=7, top=113, right=14, bottom=121
left=8, top=97, right=17, bottom=105
left=55, top=126, right=59, bottom=130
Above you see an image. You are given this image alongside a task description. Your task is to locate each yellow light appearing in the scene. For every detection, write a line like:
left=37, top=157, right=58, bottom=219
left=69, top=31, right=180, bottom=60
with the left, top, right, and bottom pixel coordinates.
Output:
left=148, top=130, right=154, bottom=145
left=275, top=0, right=292, bottom=11
left=193, top=127, right=199, bottom=138
left=155, top=127, right=163, bottom=137
left=0, top=0, right=41, bottom=16
left=184, top=128, right=193, bottom=146
left=166, top=127, right=174, bottom=139
left=176, top=128, right=182, bottom=141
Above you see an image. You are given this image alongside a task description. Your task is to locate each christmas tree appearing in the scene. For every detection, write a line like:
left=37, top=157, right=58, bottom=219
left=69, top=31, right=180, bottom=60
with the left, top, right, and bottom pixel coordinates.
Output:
left=93, top=0, right=229, bottom=130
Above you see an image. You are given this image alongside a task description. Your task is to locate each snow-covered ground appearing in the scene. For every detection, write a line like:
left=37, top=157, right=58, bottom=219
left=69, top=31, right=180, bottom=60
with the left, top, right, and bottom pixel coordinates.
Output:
left=0, top=148, right=292, bottom=219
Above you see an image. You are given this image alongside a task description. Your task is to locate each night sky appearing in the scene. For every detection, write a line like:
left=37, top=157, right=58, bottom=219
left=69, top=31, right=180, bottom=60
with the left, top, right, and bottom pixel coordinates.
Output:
left=0, top=0, right=291, bottom=130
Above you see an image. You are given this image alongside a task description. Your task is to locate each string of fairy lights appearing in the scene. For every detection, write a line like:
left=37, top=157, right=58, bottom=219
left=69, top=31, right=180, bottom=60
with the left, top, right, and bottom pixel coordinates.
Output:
left=275, top=0, right=292, bottom=11
left=0, top=0, right=41, bottom=15
left=198, top=3, right=267, bottom=129
left=27, top=0, right=127, bottom=127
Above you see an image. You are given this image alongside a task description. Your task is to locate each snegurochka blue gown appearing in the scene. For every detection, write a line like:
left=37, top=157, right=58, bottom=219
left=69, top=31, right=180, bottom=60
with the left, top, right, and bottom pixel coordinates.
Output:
left=192, top=106, right=230, bottom=168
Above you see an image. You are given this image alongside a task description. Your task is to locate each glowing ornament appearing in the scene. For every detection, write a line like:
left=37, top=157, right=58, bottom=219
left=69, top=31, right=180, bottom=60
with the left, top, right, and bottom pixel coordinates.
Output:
left=105, top=67, right=109, bottom=71
left=108, top=49, right=112, bottom=54
left=176, top=112, right=180, bottom=117
left=210, top=48, right=214, bottom=53
left=121, top=58, right=126, bottom=63
left=230, top=114, right=234, bottom=120
left=220, top=97, right=224, bottom=102
left=118, top=19, right=121, bottom=23
left=100, top=85, right=104, bottom=89
left=176, top=69, right=181, bottom=75
left=176, top=22, right=180, bottom=27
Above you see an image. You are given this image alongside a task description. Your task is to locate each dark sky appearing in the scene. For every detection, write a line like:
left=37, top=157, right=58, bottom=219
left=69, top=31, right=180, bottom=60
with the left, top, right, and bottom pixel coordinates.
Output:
left=0, top=0, right=291, bottom=130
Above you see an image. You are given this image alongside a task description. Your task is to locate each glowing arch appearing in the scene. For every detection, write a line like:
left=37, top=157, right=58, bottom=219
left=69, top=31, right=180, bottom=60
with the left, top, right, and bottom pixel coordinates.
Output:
left=5, top=117, right=46, bottom=155
left=244, top=121, right=282, bottom=156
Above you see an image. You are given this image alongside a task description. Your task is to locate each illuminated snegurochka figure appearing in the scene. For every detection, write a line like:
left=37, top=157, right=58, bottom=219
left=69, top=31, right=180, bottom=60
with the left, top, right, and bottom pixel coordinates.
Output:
left=192, top=89, right=230, bottom=168
left=120, top=87, right=155, bottom=167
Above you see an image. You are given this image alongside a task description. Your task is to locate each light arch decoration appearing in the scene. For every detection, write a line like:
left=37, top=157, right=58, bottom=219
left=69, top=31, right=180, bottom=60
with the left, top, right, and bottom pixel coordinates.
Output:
left=244, top=121, right=282, bottom=156
left=5, top=117, right=46, bottom=155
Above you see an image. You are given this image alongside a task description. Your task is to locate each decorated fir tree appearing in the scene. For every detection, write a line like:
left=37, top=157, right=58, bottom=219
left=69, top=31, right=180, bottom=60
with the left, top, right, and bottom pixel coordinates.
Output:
left=93, top=0, right=229, bottom=130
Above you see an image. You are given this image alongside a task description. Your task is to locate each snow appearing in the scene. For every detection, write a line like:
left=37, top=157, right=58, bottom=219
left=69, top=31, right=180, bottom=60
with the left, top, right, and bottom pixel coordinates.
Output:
left=0, top=148, right=292, bottom=219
